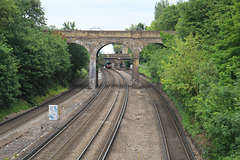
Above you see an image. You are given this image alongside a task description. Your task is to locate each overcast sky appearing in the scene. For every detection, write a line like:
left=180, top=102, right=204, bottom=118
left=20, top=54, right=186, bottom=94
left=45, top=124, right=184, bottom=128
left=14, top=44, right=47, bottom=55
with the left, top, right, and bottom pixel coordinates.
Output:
left=41, top=0, right=184, bottom=30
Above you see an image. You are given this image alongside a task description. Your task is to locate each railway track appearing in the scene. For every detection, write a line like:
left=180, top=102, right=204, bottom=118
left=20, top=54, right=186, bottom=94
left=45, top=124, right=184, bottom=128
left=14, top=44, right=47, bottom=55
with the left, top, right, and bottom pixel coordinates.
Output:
left=1, top=68, right=196, bottom=159
left=21, top=69, right=128, bottom=160
left=122, top=70, right=195, bottom=160
left=0, top=77, right=89, bottom=135
left=140, top=75, right=196, bottom=160
left=0, top=75, right=107, bottom=159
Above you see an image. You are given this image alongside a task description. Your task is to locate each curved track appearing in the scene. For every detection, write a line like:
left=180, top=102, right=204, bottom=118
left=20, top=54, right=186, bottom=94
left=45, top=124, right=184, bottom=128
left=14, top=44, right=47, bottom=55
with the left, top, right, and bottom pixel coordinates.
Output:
left=140, top=75, right=196, bottom=160
left=22, top=69, right=128, bottom=160
left=0, top=77, right=89, bottom=135
left=0, top=77, right=97, bottom=159
left=123, top=70, right=195, bottom=160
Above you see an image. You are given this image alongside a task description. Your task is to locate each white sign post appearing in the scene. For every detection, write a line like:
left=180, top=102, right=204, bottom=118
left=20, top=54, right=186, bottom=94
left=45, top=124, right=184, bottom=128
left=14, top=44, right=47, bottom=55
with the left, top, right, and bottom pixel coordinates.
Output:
left=49, top=105, right=60, bottom=120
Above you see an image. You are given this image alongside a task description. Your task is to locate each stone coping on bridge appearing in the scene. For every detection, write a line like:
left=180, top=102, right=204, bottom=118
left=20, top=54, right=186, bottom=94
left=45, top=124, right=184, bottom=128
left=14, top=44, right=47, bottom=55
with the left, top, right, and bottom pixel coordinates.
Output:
left=54, top=30, right=175, bottom=39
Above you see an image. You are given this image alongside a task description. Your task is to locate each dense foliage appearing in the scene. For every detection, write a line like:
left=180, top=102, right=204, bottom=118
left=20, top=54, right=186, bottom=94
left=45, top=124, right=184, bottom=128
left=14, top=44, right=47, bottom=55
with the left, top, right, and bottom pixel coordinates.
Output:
left=125, top=22, right=146, bottom=31
left=0, top=0, right=89, bottom=108
left=140, top=0, right=240, bottom=159
left=68, top=43, right=89, bottom=79
left=0, top=35, right=20, bottom=105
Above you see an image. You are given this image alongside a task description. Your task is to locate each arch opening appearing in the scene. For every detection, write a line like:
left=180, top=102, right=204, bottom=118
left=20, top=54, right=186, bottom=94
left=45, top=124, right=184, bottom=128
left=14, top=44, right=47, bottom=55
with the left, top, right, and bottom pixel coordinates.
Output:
left=97, top=43, right=133, bottom=70
left=139, top=43, right=166, bottom=84
left=67, top=43, right=89, bottom=84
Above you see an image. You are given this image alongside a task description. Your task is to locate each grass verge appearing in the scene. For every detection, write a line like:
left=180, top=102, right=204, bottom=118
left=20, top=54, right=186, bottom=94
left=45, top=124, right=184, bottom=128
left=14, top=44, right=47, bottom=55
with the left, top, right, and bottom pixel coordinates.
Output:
left=0, top=84, right=68, bottom=122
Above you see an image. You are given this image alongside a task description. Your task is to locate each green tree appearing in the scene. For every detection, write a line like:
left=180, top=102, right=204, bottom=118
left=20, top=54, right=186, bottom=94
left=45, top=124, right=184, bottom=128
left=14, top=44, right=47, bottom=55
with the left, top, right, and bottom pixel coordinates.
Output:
left=154, top=0, right=169, bottom=20
left=0, top=35, right=20, bottom=106
left=68, top=43, right=89, bottom=79
left=214, top=1, right=240, bottom=85
left=136, top=23, right=146, bottom=31
left=148, top=0, right=179, bottom=31
left=45, top=31, right=72, bottom=86
left=175, top=0, right=211, bottom=39
left=0, top=0, right=19, bottom=34
left=113, top=44, right=123, bottom=53
left=162, top=35, right=209, bottom=107
left=139, top=33, right=175, bottom=83
left=62, top=21, right=76, bottom=30
left=2, top=0, right=72, bottom=101
left=143, top=0, right=240, bottom=159
left=97, top=54, right=105, bottom=68
left=125, top=23, right=146, bottom=31
left=18, top=0, right=46, bottom=26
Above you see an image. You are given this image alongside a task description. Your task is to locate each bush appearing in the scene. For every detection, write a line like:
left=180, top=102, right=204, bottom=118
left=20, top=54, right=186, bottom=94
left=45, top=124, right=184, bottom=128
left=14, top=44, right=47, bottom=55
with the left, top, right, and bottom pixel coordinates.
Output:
left=0, top=35, right=20, bottom=106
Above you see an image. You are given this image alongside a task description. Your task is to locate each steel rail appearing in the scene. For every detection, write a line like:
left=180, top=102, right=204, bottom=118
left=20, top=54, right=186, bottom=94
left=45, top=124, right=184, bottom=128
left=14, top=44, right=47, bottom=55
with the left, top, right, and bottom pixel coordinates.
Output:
left=143, top=82, right=171, bottom=160
left=22, top=71, right=108, bottom=160
left=140, top=75, right=196, bottom=160
left=97, top=69, right=129, bottom=160
left=144, top=79, right=196, bottom=160
left=0, top=76, right=89, bottom=135
left=77, top=69, right=121, bottom=159
left=48, top=69, right=115, bottom=159
left=123, top=70, right=195, bottom=160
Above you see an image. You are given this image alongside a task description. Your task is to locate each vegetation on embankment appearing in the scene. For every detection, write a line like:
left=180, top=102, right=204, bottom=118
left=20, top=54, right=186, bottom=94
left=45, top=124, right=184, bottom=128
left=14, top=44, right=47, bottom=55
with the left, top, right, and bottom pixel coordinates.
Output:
left=0, top=84, right=67, bottom=122
left=138, top=0, right=240, bottom=159
left=0, top=0, right=89, bottom=122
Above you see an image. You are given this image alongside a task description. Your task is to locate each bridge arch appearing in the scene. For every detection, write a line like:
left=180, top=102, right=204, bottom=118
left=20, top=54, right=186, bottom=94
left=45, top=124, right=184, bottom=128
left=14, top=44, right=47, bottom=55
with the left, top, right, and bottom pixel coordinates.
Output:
left=98, top=43, right=132, bottom=69
left=97, top=42, right=131, bottom=54
left=57, top=30, right=174, bottom=88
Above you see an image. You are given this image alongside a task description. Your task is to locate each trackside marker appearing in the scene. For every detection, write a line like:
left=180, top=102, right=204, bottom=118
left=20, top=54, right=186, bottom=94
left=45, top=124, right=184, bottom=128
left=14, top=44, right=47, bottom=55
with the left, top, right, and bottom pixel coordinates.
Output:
left=49, top=105, right=60, bottom=120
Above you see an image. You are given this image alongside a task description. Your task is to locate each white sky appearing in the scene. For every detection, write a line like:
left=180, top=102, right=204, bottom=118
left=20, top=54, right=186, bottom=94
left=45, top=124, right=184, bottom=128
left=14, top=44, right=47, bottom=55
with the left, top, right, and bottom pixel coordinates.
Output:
left=100, top=44, right=114, bottom=54
left=41, top=0, right=183, bottom=30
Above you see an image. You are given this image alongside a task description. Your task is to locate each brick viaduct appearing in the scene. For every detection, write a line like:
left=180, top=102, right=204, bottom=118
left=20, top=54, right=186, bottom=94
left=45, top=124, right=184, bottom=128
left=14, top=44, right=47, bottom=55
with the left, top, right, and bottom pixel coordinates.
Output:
left=58, top=30, right=173, bottom=88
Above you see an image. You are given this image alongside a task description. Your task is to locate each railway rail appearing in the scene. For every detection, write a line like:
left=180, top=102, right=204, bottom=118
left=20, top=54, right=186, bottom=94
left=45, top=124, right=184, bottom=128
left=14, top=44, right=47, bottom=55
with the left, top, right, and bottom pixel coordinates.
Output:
left=0, top=77, right=89, bottom=135
left=1, top=68, right=197, bottom=160
left=140, top=74, right=196, bottom=160
left=22, top=69, right=128, bottom=160
left=123, top=70, right=196, bottom=160
left=0, top=75, right=109, bottom=159
left=78, top=69, right=128, bottom=160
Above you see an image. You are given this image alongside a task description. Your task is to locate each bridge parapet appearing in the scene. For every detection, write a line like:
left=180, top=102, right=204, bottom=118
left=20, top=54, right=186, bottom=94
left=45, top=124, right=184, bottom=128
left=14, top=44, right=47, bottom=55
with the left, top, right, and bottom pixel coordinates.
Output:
left=57, top=30, right=173, bottom=39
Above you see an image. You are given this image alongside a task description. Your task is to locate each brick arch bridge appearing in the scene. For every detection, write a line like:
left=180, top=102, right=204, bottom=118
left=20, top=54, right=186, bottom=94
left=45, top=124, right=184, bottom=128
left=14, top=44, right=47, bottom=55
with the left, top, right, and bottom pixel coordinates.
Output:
left=58, top=30, right=174, bottom=88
